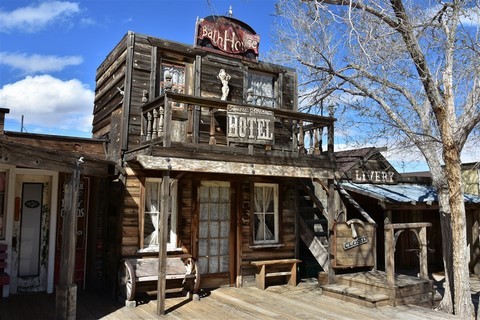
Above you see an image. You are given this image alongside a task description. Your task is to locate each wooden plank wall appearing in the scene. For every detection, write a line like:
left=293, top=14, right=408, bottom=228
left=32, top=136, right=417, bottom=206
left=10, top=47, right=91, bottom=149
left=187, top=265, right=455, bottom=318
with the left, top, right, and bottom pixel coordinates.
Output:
left=178, top=177, right=194, bottom=253
left=127, top=36, right=152, bottom=148
left=92, top=34, right=129, bottom=140
left=200, top=56, right=244, bottom=102
left=240, top=181, right=296, bottom=286
left=121, top=168, right=142, bottom=256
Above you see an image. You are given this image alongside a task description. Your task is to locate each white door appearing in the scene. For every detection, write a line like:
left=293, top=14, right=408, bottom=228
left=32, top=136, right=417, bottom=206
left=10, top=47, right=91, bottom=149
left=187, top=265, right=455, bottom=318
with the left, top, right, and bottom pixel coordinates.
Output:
left=12, top=172, right=57, bottom=294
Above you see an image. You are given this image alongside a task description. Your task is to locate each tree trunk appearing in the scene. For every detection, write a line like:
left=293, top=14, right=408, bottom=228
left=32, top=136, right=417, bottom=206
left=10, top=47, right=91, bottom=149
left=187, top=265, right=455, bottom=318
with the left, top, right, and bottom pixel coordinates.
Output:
left=435, top=185, right=454, bottom=313
left=441, top=128, right=473, bottom=318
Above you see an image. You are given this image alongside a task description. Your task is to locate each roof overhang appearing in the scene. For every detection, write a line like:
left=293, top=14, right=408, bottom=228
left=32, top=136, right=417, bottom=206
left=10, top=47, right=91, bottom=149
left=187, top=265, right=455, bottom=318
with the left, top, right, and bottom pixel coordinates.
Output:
left=131, top=155, right=335, bottom=179
left=341, top=182, right=480, bottom=208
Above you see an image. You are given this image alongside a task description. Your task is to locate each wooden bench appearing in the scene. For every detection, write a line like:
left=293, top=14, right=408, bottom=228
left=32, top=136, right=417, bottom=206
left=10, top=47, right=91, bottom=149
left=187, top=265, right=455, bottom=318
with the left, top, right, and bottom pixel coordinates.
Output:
left=0, top=243, right=10, bottom=294
left=118, top=256, right=199, bottom=307
left=250, top=258, right=301, bottom=290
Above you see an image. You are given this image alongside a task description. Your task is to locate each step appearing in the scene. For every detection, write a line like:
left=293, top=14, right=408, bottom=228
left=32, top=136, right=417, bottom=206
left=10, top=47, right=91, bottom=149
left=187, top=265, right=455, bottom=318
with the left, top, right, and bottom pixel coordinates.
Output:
left=304, top=218, right=328, bottom=225
left=321, top=284, right=390, bottom=308
left=335, top=271, right=433, bottom=297
left=299, top=207, right=322, bottom=216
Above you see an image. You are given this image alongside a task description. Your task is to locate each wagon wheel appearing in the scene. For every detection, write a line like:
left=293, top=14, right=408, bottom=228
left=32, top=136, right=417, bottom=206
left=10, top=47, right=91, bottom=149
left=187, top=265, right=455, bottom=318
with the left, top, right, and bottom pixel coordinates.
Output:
left=118, top=260, right=136, bottom=301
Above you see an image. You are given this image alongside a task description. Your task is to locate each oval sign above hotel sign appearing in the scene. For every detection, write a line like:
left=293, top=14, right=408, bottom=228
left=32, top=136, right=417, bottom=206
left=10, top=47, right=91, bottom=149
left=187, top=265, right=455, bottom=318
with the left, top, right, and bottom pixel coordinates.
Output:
left=196, top=16, right=260, bottom=58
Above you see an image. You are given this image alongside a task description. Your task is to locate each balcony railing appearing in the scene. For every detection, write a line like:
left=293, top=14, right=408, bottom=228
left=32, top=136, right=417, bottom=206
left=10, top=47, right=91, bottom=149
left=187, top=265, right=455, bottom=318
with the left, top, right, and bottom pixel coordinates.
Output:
left=140, top=92, right=335, bottom=160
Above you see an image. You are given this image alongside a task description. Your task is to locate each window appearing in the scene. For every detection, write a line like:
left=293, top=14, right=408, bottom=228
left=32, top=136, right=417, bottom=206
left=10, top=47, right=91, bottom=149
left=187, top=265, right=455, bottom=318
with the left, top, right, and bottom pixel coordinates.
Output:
left=0, top=172, right=5, bottom=240
left=141, top=178, right=177, bottom=252
left=160, top=62, right=185, bottom=95
left=247, top=72, right=276, bottom=107
left=253, top=183, right=279, bottom=244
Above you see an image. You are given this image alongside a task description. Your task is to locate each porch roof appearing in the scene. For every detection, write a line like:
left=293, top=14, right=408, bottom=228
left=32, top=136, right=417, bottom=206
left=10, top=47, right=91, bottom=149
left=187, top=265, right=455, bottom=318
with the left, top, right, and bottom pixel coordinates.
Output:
left=341, top=182, right=480, bottom=205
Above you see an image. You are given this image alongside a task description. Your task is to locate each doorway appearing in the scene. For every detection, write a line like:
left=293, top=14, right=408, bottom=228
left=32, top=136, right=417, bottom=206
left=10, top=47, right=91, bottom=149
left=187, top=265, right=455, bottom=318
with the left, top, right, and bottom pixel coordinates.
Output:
left=197, top=181, right=231, bottom=286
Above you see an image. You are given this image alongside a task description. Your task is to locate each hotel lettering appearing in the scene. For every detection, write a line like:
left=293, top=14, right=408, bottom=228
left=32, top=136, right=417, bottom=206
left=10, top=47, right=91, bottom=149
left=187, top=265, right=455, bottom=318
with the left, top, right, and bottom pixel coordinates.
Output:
left=227, top=105, right=274, bottom=145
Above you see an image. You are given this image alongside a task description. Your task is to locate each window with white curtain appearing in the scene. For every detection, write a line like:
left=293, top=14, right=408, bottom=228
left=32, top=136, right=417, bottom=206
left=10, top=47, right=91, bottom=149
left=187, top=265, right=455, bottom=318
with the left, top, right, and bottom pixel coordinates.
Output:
left=141, top=178, right=177, bottom=252
left=253, top=183, right=279, bottom=244
left=247, top=72, right=276, bottom=108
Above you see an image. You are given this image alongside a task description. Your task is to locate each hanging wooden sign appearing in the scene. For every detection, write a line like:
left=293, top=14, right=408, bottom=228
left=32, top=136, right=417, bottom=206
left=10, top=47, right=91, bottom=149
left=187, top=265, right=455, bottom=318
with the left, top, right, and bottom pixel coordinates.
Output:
left=226, top=104, right=274, bottom=145
left=331, top=221, right=376, bottom=268
left=196, top=16, right=260, bottom=58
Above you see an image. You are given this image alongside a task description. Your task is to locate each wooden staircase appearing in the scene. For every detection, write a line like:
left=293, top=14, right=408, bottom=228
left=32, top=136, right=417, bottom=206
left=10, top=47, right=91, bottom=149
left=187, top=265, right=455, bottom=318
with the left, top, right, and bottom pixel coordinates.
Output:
left=297, top=179, right=330, bottom=274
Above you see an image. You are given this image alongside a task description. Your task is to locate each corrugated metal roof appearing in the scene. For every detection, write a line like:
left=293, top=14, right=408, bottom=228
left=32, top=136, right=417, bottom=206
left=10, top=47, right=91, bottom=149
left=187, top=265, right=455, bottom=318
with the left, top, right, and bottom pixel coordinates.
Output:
left=341, top=182, right=480, bottom=205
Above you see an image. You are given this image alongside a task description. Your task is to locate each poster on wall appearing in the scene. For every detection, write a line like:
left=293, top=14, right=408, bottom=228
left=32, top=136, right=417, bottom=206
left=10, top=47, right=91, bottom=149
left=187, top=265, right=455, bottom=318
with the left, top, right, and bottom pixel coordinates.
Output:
left=56, top=176, right=90, bottom=250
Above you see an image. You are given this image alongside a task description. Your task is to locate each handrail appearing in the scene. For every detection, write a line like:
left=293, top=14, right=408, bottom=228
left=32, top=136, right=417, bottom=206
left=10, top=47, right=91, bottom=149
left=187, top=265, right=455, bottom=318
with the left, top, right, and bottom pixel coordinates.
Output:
left=141, top=92, right=335, bottom=158
left=334, top=180, right=377, bottom=226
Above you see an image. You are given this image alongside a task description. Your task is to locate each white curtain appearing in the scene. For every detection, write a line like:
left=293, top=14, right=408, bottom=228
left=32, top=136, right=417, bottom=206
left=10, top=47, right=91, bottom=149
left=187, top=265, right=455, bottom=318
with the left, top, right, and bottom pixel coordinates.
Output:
left=254, top=186, right=274, bottom=241
left=145, top=181, right=160, bottom=246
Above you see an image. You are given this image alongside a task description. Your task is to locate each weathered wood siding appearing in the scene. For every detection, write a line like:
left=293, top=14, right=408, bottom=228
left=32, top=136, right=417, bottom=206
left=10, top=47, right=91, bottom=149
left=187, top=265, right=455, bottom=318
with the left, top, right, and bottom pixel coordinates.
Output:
left=121, top=168, right=142, bottom=256
left=200, top=55, right=244, bottom=102
left=127, top=35, right=152, bottom=149
left=93, top=32, right=299, bottom=159
left=92, top=33, right=129, bottom=143
left=178, top=177, right=194, bottom=253
left=240, top=181, right=296, bottom=286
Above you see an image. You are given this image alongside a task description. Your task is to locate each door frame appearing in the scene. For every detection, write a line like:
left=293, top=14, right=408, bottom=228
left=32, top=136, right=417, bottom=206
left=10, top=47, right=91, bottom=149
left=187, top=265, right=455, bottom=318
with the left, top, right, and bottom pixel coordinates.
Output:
left=11, top=169, right=59, bottom=294
left=195, top=180, right=236, bottom=288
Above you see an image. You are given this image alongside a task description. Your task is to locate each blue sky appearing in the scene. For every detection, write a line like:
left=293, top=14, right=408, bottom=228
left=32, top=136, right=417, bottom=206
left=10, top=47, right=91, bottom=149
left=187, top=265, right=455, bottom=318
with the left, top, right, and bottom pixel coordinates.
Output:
left=0, top=0, right=277, bottom=136
left=1, top=1, right=476, bottom=172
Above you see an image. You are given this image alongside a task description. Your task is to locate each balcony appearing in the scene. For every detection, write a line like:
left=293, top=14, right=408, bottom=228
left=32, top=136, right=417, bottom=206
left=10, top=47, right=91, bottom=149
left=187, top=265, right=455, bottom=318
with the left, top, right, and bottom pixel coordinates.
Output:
left=125, top=92, right=336, bottom=176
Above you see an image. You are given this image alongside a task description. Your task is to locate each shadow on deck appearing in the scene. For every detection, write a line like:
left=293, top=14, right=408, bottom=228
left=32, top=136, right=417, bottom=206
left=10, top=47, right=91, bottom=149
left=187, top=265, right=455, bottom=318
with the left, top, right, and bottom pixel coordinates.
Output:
left=0, top=279, right=462, bottom=320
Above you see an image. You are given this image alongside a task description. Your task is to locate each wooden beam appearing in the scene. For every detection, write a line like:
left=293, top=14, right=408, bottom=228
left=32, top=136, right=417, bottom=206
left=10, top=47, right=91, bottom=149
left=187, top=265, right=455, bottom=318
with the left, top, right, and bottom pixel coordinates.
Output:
left=55, top=165, right=81, bottom=319
left=0, top=140, right=111, bottom=176
left=327, top=179, right=335, bottom=284
left=134, top=155, right=335, bottom=179
left=157, top=171, right=170, bottom=316
left=384, top=219, right=395, bottom=287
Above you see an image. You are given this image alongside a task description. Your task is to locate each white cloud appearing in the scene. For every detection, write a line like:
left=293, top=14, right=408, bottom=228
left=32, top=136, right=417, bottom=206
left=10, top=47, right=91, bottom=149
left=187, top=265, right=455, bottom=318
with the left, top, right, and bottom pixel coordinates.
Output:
left=0, top=75, right=93, bottom=133
left=0, top=52, right=82, bottom=73
left=0, top=1, right=80, bottom=33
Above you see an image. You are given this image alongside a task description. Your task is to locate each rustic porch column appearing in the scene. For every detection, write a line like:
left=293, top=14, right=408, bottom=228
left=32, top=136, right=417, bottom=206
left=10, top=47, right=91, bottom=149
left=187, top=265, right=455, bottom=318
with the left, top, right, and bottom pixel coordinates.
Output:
left=418, top=227, right=429, bottom=280
left=157, top=171, right=170, bottom=316
left=55, top=161, right=81, bottom=320
left=327, top=179, right=335, bottom=284
left=384, top=219, right=395, bottom=287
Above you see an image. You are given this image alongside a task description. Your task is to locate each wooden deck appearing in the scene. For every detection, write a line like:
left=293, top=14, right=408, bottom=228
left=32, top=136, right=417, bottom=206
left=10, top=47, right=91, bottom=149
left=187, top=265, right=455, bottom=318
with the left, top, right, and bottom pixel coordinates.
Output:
left=0, top=280, right=460, bottom=319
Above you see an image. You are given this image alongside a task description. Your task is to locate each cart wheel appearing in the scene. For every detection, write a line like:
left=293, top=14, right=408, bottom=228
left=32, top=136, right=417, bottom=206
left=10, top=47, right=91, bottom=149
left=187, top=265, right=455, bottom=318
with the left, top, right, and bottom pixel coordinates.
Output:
left=118, top=260, right=136, bottom=301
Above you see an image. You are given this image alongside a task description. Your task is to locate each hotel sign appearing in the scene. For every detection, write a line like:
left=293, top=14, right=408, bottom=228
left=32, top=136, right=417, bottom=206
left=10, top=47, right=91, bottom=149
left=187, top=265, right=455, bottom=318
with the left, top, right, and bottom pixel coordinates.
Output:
left=227, top=104, right=274, bottom=145
left=197, top=16, right=260, bottom=56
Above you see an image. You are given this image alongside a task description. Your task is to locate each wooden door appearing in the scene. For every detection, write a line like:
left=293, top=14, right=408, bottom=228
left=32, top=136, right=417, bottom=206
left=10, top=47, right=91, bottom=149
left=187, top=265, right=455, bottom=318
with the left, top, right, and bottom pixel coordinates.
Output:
left=16, top=180, right=50, bottom=292
left=197, top=181, right=231, bottom=286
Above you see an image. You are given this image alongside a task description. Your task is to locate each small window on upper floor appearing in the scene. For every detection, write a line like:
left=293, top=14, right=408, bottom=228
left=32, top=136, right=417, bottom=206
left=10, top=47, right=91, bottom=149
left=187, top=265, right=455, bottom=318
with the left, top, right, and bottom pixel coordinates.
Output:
left=160, top=62, right=185, bottom=96
left=247, top=72, right=276, bottom=108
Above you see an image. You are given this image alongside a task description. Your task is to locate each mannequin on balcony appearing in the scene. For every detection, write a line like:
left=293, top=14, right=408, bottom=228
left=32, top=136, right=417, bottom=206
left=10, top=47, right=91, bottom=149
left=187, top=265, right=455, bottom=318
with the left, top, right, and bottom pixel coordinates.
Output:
left=218, top=69, right=231, bottom=100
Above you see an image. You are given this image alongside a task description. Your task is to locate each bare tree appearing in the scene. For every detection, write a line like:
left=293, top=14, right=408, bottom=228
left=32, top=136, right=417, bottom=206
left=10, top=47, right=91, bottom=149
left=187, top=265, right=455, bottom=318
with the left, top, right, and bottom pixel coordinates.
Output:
left=270, top=0, right=480, bottom=318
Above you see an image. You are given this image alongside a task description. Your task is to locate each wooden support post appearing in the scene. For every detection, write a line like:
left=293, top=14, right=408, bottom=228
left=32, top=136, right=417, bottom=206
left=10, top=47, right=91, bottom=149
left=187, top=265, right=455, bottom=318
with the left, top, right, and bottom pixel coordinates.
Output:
left=384, top=220, right=395, bottom=287
left=327, top=179, right=335, bottom=284
left=209, top=107, right=216, bottom=145
left=419, top=227, right=428, bottom=280
left=257, top=265, right=266, bottom=290
left=157, top=171, right=170, bottom=316
left=56, top=165, right=81, bottom=320
left=298, top=120, right=305, bottom=154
